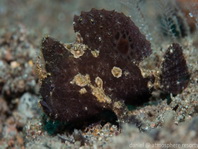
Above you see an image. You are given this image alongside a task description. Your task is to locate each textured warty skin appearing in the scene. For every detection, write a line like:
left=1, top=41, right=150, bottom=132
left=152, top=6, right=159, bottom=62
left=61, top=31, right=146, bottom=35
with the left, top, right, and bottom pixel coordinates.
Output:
left=39, top=9, right=189, bottom=123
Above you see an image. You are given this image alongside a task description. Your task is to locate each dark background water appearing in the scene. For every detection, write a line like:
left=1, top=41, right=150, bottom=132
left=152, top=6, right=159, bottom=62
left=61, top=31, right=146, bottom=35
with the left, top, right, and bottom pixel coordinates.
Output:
left=0, top=0, right=115, bottom=42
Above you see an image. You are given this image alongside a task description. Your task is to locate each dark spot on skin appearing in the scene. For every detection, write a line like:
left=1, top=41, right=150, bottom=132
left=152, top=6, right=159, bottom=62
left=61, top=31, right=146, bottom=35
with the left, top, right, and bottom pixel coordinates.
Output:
left=130, top=52, right=133, bottom=57
left=127, top=55, right=131, bottom=60
left=130, top=44, right=134, bottom=49
left=117, top=38, right=129, bottom=54
left=128, top=36, right=132, bottom=42
left=122, top=34, right=126, bottom=39
left=115, top=32, right=120, bottom=40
